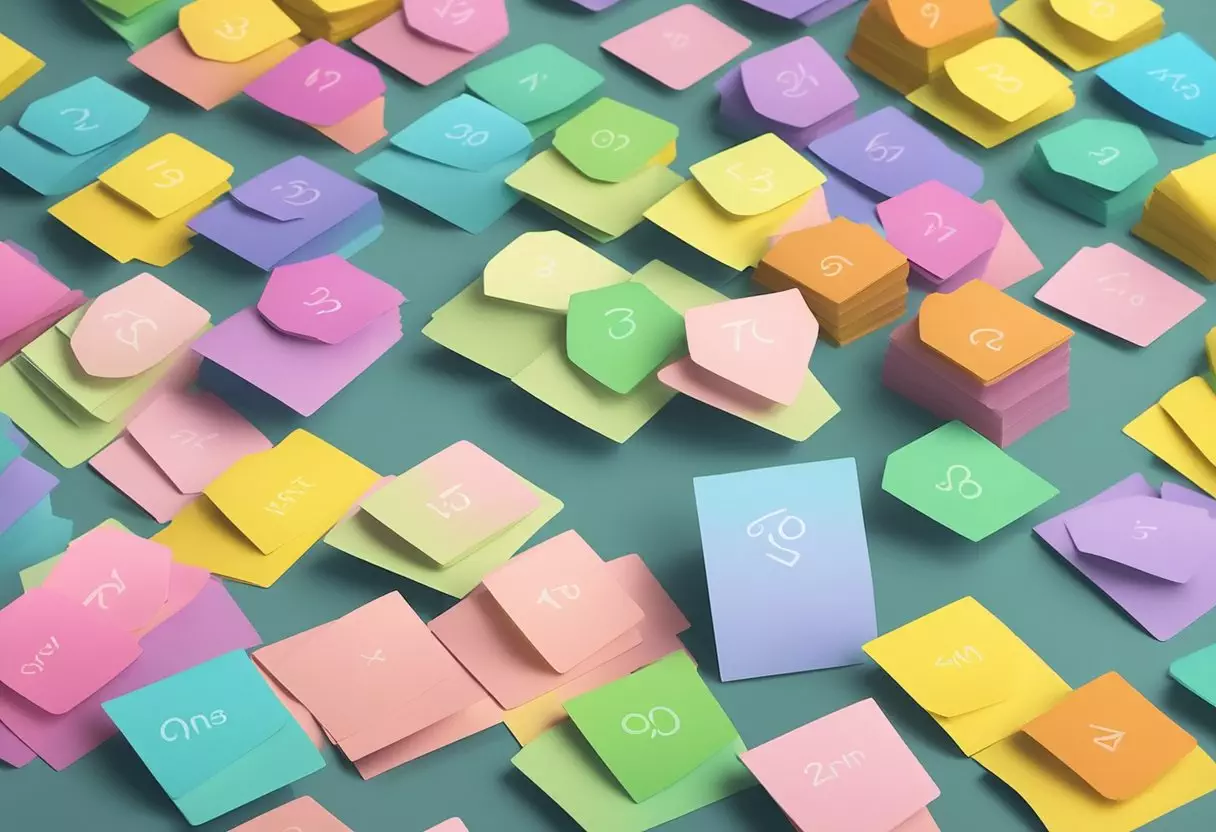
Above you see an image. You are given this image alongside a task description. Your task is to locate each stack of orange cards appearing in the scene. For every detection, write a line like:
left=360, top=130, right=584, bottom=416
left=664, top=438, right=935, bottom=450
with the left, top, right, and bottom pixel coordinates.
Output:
left=883, top=281, right=1073, bottom=447
left=754, top=217, right=910, bottom=345
left=848, top=0, right=998, bottom=94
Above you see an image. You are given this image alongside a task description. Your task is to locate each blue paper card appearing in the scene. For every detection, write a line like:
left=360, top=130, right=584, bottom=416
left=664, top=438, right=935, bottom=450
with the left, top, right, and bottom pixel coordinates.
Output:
left=1098, top=34, right=1216, bottom=143
left=693, top=458, right=877, bottom=682
left=393, top=94, right=532, bottom=173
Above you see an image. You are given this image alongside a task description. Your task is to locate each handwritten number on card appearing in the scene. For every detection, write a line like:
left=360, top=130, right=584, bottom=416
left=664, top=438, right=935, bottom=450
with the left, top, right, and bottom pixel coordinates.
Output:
left=1132, top=521, right=1157, bottom=540
left=805, top=751, right=865, bottom=786
left=923, top=212, right=957, bottom=242
left=83, top=569, right=127, bottom=611
left=213, top=17, right=249, bottom=40
left=935, top=465, right=983, bottom=500
left=725, top=163, right=774, bottom=194
left=20, top=638, right=60, bottom=676
left=865, top=132, right=904, bottom=163
left=519, top=72, right=547, bottom=92
left=102, top=309, right=159, bottom=352
left=60, top=107, right=99, bottom=132
left=746, top=508, right=806, bottom=568
left=303, top=286, right=342, bottom=315
left=976, top=64, right=1024, bottom=94
left=776, top=63, right=818, bottom=98
left=721, top=319, right=775, bottom=352
left=591, top=129, right=631, bottom=151
left=1095, top=272, right=1145, bottom=306
left=304, top=68, right=342, bottom=92
left=621, top=707, right=681, bottom=738
left=536, top=584, right=581, bottom=610
left=968, top=328, right=1005, bottom=351
left=445, top=123, right=490, bottom=146
left=169, top=429, right=217, bottom=449
left=1146, top=68, right=1200, bottom=100
left=271, top=180, right=322, bottom=206
left=820, top=255, right=854, bottom=277
left=604, top=307, right=637, bottom=340
left=427, top=484, right=472, bottom=519
left=434, top=0, right=475, bottom=24
left=146, top=159, right=185, bottom=189
left=263, top=477, right=316, bottom=516
left=1088, top=146, right=1120, bottom=166
left=935, top=645, right=983, bottom=668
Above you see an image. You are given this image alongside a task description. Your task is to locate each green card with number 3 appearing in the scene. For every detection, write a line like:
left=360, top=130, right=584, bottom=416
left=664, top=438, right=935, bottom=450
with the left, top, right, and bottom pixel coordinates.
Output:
left=566, top=282, right=684, bottom=395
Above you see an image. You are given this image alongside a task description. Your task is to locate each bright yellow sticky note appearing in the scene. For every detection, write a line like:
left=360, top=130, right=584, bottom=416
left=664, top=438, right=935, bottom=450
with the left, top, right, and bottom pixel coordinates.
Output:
left=99, top=134, right=233, bottom=219
left=1001, top=0, right=1163, bottom=72
left=179, top=0, right=300, bottom=64
left=482, top=230, right=631, bottom=312
left=1051, top=0, right=1162, bottom=43
left=863, top=597, right=1070, bottom=756
left=0, top=32, right=43, bottom=100
left=1159, top=377, right=1216, bottom=467
left=689, top=135, right=825, bottom=218
left=946, top=38, right=1072, bottom=123
left=1124, top=399, right=1216, bottom=498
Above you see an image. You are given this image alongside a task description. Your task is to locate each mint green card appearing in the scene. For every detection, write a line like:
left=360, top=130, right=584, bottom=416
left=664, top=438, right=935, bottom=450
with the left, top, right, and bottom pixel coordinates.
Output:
left=1037, top=118, right=1157, bottom=194
left=466, top=44, right=603, bottom=136
left=1170, top=643, right=1216, bottom=707
left=566, top=282, right=684, bottom=395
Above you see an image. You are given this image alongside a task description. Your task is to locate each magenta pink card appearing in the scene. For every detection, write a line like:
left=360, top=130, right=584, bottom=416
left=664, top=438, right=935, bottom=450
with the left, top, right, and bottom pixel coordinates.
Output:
left=126, top=389, right=272, bottom=494
left=403, top=0, right=508, bottom=53
left=1034, top=243, right=1204, bottom=347
left=258, top=255, right=405, bottom=345
left=0, top=589, right=142, bottom=715
left=245, top=40, right=386, bottom=127
left=877, top=181, right=1002, bottom=282
left=740, top=698, right=939, bottom=832
left=0, top=243, right=71, bottom=342
left=353, top=12, right=483, bottom=86
left=601, top=4, right=751, bottom=91
left=0, top=721, right=36, bottom=768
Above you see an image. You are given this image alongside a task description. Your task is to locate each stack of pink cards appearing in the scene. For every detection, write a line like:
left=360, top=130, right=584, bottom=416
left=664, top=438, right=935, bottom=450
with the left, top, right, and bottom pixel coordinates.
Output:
left=354, top=0, right=509, bottom=87
left=192, top=256, right=404, bottom=417
left=0, top=241, right=85, bottom=365
left=254, top=592, right=503, bottom=779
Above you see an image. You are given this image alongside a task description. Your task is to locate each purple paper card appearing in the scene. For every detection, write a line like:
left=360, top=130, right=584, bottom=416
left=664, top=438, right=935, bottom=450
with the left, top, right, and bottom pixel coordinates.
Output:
left=738, top=0, right=820, bottom=17
left=568, top=0, right=625, bottom=9
left=0, top=458, right=58, bottom=538
left=0, top=580, right=259, bottom=770
left=1035, top=475, right=1216, bottom=641
left=192, top=306, right=403, bottom=417
left=821, top=174, right=882, bottom=230
left=0, top=720, right=35, bottom=768
left=809, top=107, right=984, bottom=199
left=716, top=68, right=856, bottom=148
left=796, top=0, right=863, bottom=25
left=741, top=38, right=858, bottom=130
left=244, top=40, right=385, bottom=128
left=1161, top=483, right=1216, bottom=517
left=1064, top=496, right=1215, bottom=584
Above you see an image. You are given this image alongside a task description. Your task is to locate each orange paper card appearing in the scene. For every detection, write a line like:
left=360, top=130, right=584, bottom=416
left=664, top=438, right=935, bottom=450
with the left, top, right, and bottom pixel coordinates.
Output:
left=761, top=217, right=910, bottom=304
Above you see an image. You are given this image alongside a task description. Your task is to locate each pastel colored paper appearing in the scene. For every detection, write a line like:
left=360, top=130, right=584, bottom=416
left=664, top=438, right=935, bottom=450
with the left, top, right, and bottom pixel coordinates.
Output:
left=465, top=44, right=603, bottom=136
left=99, top=133, right=233, bottom=220
left=0, top=721, right=35, bottom=768
left=553, top=98, right=678, bottom=185
left=1064, top=495, right=1214, bottom=583
left=0, top=243, right=86, bottom=365
left=601, top=5, right=750, bottom=91
left=1097, top=34, right=1216, bottom=143
left=394, top=95, right=530, bottom=174
left=88, top=436, right=199, bottom=523
left=352, top=10, right=500, bottom=87
left=0, top=457, right=59, bottom=538
left=878, top=181, right=1001, bottom=285
left=1001, top=0, right=1163, bottom=72
left=0, top=32, right=42, bottom=100
left=1161, top=377, right=1216, bottom=467
left=692, top=135, right=825, bottom=219
left=1170, top=642, right=1216, bottom=708
left=694, top=458, right=876, bottom=682
left=740, top=698, right=939, bottom=832
left=245, top=39, right=384, bottom=127
left=258, top=256, right=404, bottom=345
left=1126, top=403, right=1216, bottom=498
left=403, top=0, right=507, bottom=53
left=425, top=822, right=469, bottom=832
left=229, top=797, right=351, bottom=832
left=978, top=202, right=1042, bottom=291
left=84, top=0, right=191, bottom=50
left=178, top=0, right=300, bottom=64
left=566, top=282, right=684, bottom=395
left=129, top=30, right=299, bottom=110
left=482, top=230, right=631, bottom=312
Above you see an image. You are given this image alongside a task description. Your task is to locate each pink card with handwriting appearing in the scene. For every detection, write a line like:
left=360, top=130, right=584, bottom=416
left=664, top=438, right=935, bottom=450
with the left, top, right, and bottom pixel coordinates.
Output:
left=258, top=255, right=405, bottom=345
left=740, top=698, right=939, bottom=832
left=877, top=181, right=1002, bottom=283
left=0, top=243, right=71, bottom=341
left=482, top=531, right=644, bottom=673
left=353, top=12, right=482, bottom=87
left=70, top=274, right=209, bottom=380
left=0, top=589, right=142, bottom=714
left=230, top=796, right=352, bottom=831
left=245, top=40, right=385, bottom=127
left=404, top=0, right=508, bottom=53
left=1034, top=243, right=1204, bottom=347
left=601, top=4, right=750, bottom=90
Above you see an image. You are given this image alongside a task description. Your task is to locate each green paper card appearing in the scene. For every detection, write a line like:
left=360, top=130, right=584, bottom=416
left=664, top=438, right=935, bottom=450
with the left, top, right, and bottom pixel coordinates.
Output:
left=564, top=652, right=738, bottom=803
left=1037, top=118, right=1157, bottom=195
left=1170, top=643, right=1216, bottom=707
left=466, top=44, right=604, bottom=136
left=567, top=283, right=684, bottom=395
left=882, top=421, right=1059, bottom=542
left=554, top=99, right=678, bottom=183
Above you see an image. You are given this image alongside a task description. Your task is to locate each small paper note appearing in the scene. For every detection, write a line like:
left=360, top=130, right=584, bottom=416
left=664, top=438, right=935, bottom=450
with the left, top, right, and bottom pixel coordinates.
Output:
left=601, top=4, right=750, bottom=91
left=566, top=283, right=684, bottom=395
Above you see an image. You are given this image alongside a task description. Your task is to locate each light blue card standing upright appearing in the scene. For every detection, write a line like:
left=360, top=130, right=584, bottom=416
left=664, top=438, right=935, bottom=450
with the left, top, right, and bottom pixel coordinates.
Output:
left=693, top=458, right=878, bottom=682
left=1097, top=33, right=1216, bottom=143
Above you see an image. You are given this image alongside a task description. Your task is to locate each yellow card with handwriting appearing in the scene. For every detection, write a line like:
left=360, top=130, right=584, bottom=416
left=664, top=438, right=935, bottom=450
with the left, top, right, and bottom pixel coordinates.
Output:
left=0, top=32, right=43, bottom=100
left=179, top=0, right=301, bottom=64
left=99, top=134, right=234, bottom=219
left=1001, top=0, right=1164, bottom=72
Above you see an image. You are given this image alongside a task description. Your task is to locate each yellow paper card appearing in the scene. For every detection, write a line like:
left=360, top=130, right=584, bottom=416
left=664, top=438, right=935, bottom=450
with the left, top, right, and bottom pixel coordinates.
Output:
left=482, top=231, right=631, bottom=312
left=0, top=32, right=44, bottom=100
left=1159, top=377, right=1216, bottom=466
left=689, top=135, right=825, bottom=218
left=1124, top=401, right=1216, bottom=498
left=1001, top=0, right=1163, bottom=72
left=179, top=0, right=301, bottom=64
left=1207, top=327, right=1215, bottom=376
left=1051, top=0, right=1162, bottom=43
left=99, top=134, right=233, bottom=219
left=945, top=38, right=1072, bottom=123
left=908, top=76, right=1075, bottom=149
left=976, top=733, right=1216, bottom=832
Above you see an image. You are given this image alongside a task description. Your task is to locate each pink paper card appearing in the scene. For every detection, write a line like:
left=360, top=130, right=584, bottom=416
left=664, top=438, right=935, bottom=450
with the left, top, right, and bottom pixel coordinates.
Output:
left=403, top=0, right=508, bottom=53
left=0, top=243, right=72, bottom=342
left=977, top=201, right=1042, bottom=292
left=126, top=389, right=272, bottom=494
left=877, top=181, right=1002, bottom=283
left=353, top=11, right=484, bottom=87
left=740, top=698, right=940, bottom=832
left=353, top=692, right=502, bottom=779
left=482, top=531, right=644, bottom=673
left=685, top=290, right=818, bottom=405
left=0, top=589, right=142, bottom=715
left=426, top=821, right=470, bottom=832
left=89, top=435, right=198, bottom=523
left=1034, top=243, right=1204, bottom=347
left=0, top=721, right=36, bottom=768
left=658, top=357, right=816, bottom=437
left=70, top=274, right=209, bottom=380
left=255, top=665, right=326, bottom=750
left=601, top=4, right=751, bottom=91
left=245, top=40, right=386, bottom=128
left=258, top=255, right=405, bottom=345
left=230, top=796, right=352, bottom=832
left=314, top=96, right=388, bottom=154
left=768, top=187, right=830, bottom=247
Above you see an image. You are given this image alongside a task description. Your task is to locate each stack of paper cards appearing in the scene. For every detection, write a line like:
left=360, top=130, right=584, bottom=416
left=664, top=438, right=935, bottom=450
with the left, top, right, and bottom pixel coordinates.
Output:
left=693, top=458, right=876, bottom=681
left=255, top=592, right=501, bottom=779
left=192, top=256, right=403, bottom=416
left=0, top=77, right=149, bottom=196
left=601, top=5, right=749, bottom=91
left=50, top=133, right=232, bottom=266
left=326, top=440, right=562, bottom=598
left=1025, top=119, right=1158, bottom=224
left=739, top=0, right=862, bottom=25
left=715, top=37, right=859, bottom=148
left=353, top=0, right=509, bottom=85
left=883, top=421, right=1059, bottom=540
left=356, top=95, right=530, bottom=234
left=1035, top=473, right=1216, bottom=640
left=1171, top=642, right=1216, bottom=708
left=849, top=0, right=998, bottom=94
left=1096, top=33, right=1216, bottom=143
left=885, top=282, right=1074, bottom=447
left=277, top=0, right=399, bottom=42
left=244, top=40, right=386, bottom=153
left=1133, top=154, right=1216, bottom=282
left=102, top=650, right=324, bottom=825
left=189, top=156, right=382, bottom=270
left=0, top=273, right=209, bottom=468
left=0, top=242, right=86, bottom=364
left=1125, top=379, right=1216, bottom=497
left=466, top=44, right=603, bottom=139
left=83, top=0, right=192, bottom=50
left=1002, top=0, right=1163, bottom=71
left=1209, top=327, right=1216, bottom=374
left=908, top=37, right=1076, bottom=148
left=0, top=31, right=42, bottom=100
left=1035, top=244, right=1203, bottom=347
left=153, top=429, right=379, bottom=587
left=741, top=699, right=940, bottom=832
left=508, top=98, right=683, bottom=243
left=646, top=134, right=826, bottom=270
left=129, top=0, right=301, bottom=111
left=231, top=797, right=352, bottom=831
left=978, top=672, right=1216, bottom=831
left=756, top=217, right=910, bottom=345
left=513, top=652, right=753, bottom=832
left=90, top=390, right=273, bottom=522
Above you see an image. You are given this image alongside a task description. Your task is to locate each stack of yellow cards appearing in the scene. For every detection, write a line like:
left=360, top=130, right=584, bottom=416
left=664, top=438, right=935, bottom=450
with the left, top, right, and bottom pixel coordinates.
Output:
left=49, top=133, right=232, bottom=266
left=0, top=31, right=43, bottom=100
left=644, top=134, right=826, bottom=271
left=155, top=429, right=379, bottom=587
left=1001, top=0, right=1164, bottom=71
left=1133, top=154, right=1216, bottom=282
left=848, top=0, right=998, bottom=94
left=507, top=98, right=684, bottom=243
left=907, top=37, right=1076, bottom=148
left=276, top=0, right=399, bottom=42
left=1125, top=376, right=1216, bottom=498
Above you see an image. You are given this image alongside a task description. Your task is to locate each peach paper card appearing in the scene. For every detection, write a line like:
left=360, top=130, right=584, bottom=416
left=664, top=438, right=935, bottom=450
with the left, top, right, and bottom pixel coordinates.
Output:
left=230, top=796, right=351, bottom=831
left=129, top=31, right=299, bottom=111
left=977, top=201, right=1042, bottom=291
left=601, top=4, right=750, bottom=91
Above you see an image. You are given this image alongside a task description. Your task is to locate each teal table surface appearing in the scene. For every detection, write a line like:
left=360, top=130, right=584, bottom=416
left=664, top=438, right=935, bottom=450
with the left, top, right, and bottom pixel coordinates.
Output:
left=2, top=1, right=1216, bottom=830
